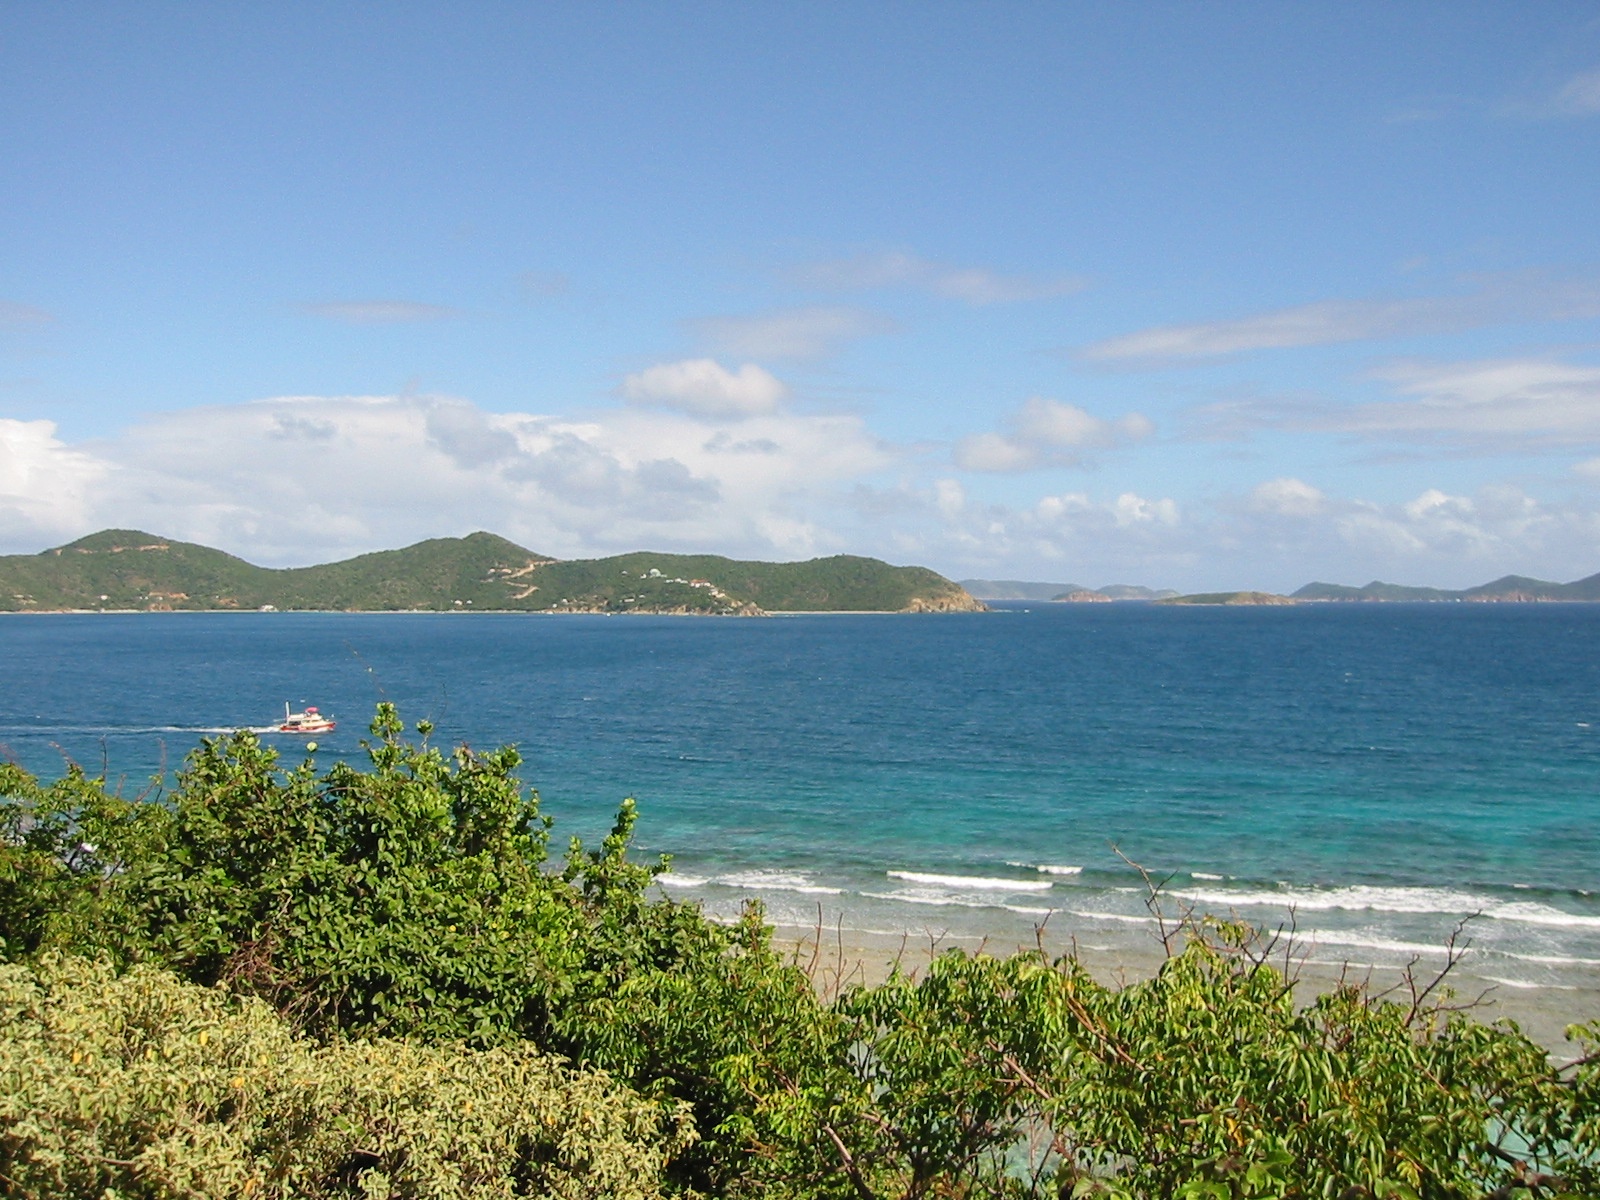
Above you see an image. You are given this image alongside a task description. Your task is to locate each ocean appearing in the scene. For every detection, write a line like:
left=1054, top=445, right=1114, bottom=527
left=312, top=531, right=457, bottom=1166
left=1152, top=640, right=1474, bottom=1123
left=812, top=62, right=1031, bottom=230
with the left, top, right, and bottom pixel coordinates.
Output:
left=3, top=604, right=1597, bottom=1025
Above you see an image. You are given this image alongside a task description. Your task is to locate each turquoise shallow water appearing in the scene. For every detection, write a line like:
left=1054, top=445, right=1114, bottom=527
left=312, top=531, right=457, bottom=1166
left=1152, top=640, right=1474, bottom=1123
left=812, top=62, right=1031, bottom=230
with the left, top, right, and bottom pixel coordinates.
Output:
left=2, top=604, right=1598, bottom=1001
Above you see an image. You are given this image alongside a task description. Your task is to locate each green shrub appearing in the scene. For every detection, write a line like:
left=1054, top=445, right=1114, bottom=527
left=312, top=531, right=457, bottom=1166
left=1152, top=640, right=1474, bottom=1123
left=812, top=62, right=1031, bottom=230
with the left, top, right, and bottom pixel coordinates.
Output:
left=6, top=710, right=1598, bottom=1200
left=0, top=955, right=693, bottom=1199
left=0, top=706, right=825, bottom=1195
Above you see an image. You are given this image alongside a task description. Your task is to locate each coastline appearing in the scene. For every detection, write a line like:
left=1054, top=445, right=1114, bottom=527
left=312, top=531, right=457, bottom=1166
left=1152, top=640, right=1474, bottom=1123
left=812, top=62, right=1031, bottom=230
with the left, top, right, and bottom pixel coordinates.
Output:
left=771, top=920, right=1594, bottom=1056
left=0, top=605, right=989, bottom=616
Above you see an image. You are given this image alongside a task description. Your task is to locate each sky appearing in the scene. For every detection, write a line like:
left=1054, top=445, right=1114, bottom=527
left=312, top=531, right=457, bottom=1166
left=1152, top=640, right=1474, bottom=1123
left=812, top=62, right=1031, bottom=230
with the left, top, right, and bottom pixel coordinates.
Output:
left=3, top=3, right=1600, bottom=591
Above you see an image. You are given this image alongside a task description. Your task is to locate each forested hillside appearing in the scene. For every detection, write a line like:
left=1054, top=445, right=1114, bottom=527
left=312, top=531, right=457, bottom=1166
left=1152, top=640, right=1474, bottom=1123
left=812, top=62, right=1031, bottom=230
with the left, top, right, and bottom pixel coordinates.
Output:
left=0, top=530, right=983, bottom=614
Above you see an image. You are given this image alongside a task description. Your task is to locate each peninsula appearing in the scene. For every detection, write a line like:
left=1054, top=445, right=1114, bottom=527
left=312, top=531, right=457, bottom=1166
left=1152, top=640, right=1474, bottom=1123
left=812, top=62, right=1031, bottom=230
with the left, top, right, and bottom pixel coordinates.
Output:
left=0, top=530, right=985, bottom=615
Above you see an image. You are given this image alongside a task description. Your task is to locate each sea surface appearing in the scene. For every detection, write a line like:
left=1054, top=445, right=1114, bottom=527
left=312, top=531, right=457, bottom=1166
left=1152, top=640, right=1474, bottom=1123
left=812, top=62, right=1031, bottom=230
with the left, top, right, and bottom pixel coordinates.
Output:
left=3, top=604, right=1598, bottom=1017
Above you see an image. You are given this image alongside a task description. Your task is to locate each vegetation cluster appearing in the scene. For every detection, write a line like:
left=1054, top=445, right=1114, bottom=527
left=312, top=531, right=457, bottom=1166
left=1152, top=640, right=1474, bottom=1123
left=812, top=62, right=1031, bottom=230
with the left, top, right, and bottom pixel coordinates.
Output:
left=2, top=708, right=1596, bottom=1199
left=0, top=530, right=983, bottom=614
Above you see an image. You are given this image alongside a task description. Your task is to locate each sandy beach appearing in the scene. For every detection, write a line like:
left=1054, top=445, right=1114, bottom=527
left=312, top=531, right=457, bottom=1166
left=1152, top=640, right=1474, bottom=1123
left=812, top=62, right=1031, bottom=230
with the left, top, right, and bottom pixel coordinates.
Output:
left=772, top=917, right=1596, bottom=1058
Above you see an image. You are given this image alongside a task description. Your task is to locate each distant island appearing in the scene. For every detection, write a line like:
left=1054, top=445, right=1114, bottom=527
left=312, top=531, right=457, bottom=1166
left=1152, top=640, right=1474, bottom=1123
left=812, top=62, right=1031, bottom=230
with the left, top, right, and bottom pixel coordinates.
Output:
left=967, top=571, right=1600, bottom=606
left=1291, top=573, right=1600, bottom=602
left=959, top=579, right=1179, bottom=602
left=1158, top=591, right=1296, bottom=607
left=0, top=530, right=986, bottom=615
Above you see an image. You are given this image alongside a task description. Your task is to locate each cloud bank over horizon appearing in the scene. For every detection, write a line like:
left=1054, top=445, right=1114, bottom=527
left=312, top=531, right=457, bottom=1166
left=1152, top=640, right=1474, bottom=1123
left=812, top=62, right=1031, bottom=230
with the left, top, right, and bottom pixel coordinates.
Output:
left=7, top=375, right=1600, bottom=593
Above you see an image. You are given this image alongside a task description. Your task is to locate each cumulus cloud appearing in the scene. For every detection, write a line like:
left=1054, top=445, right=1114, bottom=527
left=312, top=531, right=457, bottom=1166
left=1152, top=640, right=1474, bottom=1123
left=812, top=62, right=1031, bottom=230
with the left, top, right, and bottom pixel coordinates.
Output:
left=954, top=397, right=1154, bottom=472
left=793, top=251, right=1085, bottom=305
left=691, top=307, right=896, bottom=359
left=922, top=471, right=1600, bottom=595
left=1249, top=477, right=1326, bottom=518
left=1210, top=477, right=1600, bottom=589
left=933, top=478, right=966, bottom=519
left=620, top=359, right=787, bottom=418
left=0, top=419, right=106, bottom=546
left=301, top=300, right=456, bottom=324
left=953, top=432, right=1037, bottom=473
left=1332, top=485, right=1552, bottom=563
left=14, top=389, right=1600, bottom=594
left=0, top=393, right=895, bottom=564
left=1083, top=276, right=1600, bottom=363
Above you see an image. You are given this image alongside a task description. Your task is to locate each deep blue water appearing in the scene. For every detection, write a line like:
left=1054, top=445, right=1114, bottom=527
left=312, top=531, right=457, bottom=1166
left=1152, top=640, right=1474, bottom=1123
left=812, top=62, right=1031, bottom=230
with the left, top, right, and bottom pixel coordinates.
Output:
left=2, top=604, right=1597, bottom=996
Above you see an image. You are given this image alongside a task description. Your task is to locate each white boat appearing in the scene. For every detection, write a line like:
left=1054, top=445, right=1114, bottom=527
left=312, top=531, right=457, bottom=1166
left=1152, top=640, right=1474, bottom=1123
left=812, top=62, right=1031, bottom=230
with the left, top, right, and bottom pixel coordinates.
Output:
left=277, top=703, right=335, bottom=734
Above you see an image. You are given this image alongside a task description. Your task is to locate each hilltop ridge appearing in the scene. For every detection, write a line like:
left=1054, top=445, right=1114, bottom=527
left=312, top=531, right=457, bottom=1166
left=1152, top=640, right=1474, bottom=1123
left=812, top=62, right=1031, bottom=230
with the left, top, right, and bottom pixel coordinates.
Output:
left=966, top=570, right=1600, bottom=606
left=1293, top=570, right=1600, bottom=603
left=0, top=530, right=983, bottom=615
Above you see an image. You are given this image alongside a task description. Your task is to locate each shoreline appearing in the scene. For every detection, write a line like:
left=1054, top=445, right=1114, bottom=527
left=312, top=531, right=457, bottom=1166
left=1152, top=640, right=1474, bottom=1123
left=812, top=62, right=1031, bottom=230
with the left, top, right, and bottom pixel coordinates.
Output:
left=770, top=921, right=1594, bottom=1057
left=0, top=606, right=987, bottom=617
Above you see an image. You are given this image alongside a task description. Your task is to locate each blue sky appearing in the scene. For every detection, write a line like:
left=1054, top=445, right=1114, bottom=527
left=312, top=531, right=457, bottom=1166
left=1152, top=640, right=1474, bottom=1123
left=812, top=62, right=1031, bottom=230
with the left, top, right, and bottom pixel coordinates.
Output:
left=4, top=3, right=1600, bottom=590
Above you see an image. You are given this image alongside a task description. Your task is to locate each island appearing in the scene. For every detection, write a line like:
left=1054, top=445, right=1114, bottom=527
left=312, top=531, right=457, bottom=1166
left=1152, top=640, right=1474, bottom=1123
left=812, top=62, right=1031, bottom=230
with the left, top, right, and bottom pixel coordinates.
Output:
left=1293, top=572, right=1600, bottom=602
left=0, top=529, right=987, bottom=615
left=1157, top=591, right=1298, bottom=606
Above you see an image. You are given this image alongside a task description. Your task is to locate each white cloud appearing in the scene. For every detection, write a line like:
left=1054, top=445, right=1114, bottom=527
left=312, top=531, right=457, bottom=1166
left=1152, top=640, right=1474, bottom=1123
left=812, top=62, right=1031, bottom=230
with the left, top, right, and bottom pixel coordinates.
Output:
left=933, top=478, right=966, bottom=519
left=621, top=359, right=787, bottom=418
left=0, top=419, right=106, bottom=546
left=1083, top=276, right=1600, bottom=363
left=953, top=431, right=1036, bottom=473
left=691, top=306, right=896, bottom=359
left=794, top=251, right=1085, bottom=305
left=1112, top=493, right=1179, bottom=527
left=1333, top=485, right=1550, bottom=563
left=0, top=394, right=896, bottom=565
left=1337, top=358, right=1600, bottom=446
left=955, top=397, right=1154, bottom=472
left=926, top=474, right=1600, bottom=595
left=1249, top=477, right=1325, bottom=518
left=301, top=300, right=456, bottom=324
left=1185, top=355, right=1600, bottom=454
left=1546, top=66, right=1600, bottom=116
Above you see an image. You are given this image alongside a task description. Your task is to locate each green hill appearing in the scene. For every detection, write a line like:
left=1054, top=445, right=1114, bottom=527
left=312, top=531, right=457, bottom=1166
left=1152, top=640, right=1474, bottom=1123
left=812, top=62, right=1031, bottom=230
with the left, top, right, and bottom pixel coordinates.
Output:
left=1292, top=580, right=1455, bottom=602
left=1158, top=591, right=1297, bottom=606
left=1, top=530, right=275, bottom=611
left=0, top=531, right=984, bottom=614
left=1293, top=571, right=1600, bottom=603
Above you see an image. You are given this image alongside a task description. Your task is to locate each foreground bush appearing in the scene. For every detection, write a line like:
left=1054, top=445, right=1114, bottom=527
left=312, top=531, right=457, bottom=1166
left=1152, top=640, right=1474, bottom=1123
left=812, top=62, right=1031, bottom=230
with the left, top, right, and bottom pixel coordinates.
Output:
left=3, top=707, right=1598, bottom=1199
left=834, top=942, right=1600, bottom=1199
left=0, top=955, right=692, bottom=1199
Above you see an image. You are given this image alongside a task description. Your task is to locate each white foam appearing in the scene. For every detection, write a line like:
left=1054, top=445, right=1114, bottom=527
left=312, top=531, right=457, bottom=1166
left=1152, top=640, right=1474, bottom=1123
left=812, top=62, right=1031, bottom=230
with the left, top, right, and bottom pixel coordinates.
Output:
left=713, top=870, right=842, bottom=896
left=1008, top=862, right=1083, bottom=876
left=1062, top=909, right=1159, bottom=925
left=863, top=889, right=1054, bottom=916
left=1480, top=975, right=1548, bottom=991
left=1290, top=930, right=1456, bottom=958
left=1164, top=882, right=1600, bottom=933
left=1191, top=872, right=1225, bottom=881
left=888, top=870, right=1054, bottom=892
left=1487, top=901, right=1600, bottom=929
left=658, top=874, right=708, bottom=888
left=1169, top=883, right=1488, bottom=915
left=1499, top=950, right=1600, bottom=967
